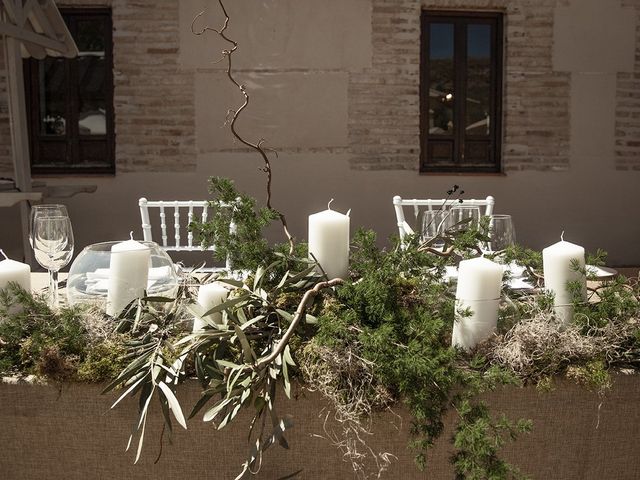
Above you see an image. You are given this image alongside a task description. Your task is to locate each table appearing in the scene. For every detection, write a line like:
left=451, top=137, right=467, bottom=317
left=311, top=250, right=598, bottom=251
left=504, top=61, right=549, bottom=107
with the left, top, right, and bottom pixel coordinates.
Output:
left=30, top=271, right=67, bottom=293
left=7, top=270, right=639, bottom=479
left=0, top=375, right=639, bottom=479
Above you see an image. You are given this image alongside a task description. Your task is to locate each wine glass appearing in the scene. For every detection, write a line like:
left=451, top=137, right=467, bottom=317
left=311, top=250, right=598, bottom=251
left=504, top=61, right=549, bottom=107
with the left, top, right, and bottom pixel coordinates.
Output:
left=487, top=214, right=516, bottom=253
left=29, top=204, right=69, bottom=248
left=422, top=209, right=451, bottom=249
left=32, top=215, right=74, bottom=308
left=449, top=205, right=481, bottom=232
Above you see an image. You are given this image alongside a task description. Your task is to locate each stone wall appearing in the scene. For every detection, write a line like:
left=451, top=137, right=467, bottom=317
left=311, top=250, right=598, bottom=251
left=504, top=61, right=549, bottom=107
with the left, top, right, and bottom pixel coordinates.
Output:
left=1, top=0, right=636, bottom=174
left=1, top=0, right=640, bottom=265
left=0, top=33, right=11, bottom=171
left=617, top=0, right=640, bottom=170
left=111, top=0, right=196, bottom=172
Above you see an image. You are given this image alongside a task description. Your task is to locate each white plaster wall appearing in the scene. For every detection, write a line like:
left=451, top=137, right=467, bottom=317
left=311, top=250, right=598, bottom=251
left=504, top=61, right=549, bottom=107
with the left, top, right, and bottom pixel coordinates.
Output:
left=195, top=72, right=349, bottom=150
left=178, top=0, right=372, bottom=70
left=1, top=0, right=639, bottom=267
left=1, top=150, right=637, bottom=266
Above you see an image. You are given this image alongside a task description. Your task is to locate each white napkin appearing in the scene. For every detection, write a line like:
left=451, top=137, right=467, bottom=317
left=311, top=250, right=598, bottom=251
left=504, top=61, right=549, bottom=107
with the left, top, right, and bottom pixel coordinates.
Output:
left=85, top=266, right=172, bottom=294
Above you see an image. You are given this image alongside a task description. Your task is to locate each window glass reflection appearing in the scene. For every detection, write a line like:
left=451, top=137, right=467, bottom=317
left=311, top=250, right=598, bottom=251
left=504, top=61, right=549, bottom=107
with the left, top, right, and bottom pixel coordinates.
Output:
left=77, top=19, right=107, bottom=136
left=465, top=24, right=492, bottom=136
left=428, top=23, right=454, bottom=135
left=39, top=58, right=66, bottom=136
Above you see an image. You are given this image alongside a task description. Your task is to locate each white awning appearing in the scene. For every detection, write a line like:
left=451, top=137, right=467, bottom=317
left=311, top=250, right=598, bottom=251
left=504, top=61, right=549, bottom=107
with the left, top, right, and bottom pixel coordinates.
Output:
left=1, top=0, right=77, bottom=58
left=1, top=0, right=79, bottom=263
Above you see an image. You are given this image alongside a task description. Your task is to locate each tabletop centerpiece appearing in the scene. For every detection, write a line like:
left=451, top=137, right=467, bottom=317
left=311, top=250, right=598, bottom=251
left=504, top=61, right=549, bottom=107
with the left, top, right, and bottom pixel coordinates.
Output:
left=1, top=2, right=640, bottom=480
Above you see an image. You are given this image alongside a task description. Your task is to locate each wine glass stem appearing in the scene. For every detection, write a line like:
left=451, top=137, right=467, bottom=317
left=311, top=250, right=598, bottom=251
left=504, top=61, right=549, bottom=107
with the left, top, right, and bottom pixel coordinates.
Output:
left=49, top=269, right=59, bottom=308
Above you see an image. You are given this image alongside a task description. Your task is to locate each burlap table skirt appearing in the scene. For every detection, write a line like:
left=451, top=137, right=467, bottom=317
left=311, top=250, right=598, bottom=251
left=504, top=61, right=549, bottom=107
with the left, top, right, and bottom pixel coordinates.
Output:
left=0, top=374, right=639, bottom=479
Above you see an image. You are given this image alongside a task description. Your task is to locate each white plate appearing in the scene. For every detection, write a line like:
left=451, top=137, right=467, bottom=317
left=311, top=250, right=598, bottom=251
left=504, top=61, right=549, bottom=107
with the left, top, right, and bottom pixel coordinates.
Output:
left=507, top=277, right=534, bottom=290
left=504, top=262, right=525, bottom=277
left=444, top=263, right=534, bottom=290
left=444, top=266, right=458, bottom=280
left=586, top=265, right=618, bottom=278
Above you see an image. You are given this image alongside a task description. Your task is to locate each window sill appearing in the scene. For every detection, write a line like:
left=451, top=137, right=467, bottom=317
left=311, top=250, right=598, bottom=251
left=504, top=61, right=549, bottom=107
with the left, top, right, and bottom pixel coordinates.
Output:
left=419, top=171, right=506, bottom=177
left=32, top=167, right=115, bottom=177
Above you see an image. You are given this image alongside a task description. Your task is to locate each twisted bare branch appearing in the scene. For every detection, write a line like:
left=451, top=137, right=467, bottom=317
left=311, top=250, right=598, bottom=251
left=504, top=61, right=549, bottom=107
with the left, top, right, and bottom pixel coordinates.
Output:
left=192, top=1, right=294, bottom=254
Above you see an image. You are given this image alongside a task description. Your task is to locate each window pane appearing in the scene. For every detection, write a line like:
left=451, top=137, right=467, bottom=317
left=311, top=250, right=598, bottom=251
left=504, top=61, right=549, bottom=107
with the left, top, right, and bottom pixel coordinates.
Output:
left=465, top=24, right=492, bottom=136
left=77, top=18, right=107, bottom=136
left=428, top=23, right=454, bottom=136
left=28, top=9, right=114, bottom=174
left=38, top=58, right=67, bottom=136
left=75, top=18, right=106, bottom=52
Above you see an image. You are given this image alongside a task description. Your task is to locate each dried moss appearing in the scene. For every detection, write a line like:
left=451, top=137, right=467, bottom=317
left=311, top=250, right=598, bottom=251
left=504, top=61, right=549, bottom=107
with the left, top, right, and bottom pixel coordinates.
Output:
left=0, top=283, right=129, bottom=383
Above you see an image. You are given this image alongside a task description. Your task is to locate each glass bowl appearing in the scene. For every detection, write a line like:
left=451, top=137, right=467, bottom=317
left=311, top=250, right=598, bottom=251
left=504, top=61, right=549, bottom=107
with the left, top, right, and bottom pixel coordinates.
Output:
left=67, top=241, right=179, bottom=312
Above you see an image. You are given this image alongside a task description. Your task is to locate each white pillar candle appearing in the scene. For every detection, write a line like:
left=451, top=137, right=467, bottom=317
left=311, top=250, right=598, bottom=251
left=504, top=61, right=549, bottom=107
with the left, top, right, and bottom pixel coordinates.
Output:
left=0, top=250, right=31, bottom=292
left=308, top=200, right=350, bottom=280
left=542, top=237, right=586, bottom=327
left=194, top=282, right=229, bottom=332
left=452, top=257, right=503, bottom=351
left=106, top=238, right=150, bottom=316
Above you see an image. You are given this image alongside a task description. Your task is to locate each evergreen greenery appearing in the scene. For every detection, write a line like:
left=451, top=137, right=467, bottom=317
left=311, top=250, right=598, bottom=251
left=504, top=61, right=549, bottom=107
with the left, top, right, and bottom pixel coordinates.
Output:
left=1, top=182, right=639, bottom=479
left=306, top=229, right=531, bottom=477
left=190, top=176, right=284, bottom=273
left=0, top=284, right=127, bottom=382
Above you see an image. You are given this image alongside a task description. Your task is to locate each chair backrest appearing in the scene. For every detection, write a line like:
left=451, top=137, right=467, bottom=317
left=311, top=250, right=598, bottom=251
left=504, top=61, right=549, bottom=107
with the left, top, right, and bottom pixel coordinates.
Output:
left=392, top=195, right=495, bottom=242
left=139, top=198, right=236, bottom=269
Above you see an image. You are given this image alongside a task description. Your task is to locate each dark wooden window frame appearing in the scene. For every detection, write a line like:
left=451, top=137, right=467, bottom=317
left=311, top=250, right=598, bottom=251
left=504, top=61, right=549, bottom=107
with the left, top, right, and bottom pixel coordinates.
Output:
left=24, top=7, right=115, bottom=175
left=420, top=10, right=503, bottom=174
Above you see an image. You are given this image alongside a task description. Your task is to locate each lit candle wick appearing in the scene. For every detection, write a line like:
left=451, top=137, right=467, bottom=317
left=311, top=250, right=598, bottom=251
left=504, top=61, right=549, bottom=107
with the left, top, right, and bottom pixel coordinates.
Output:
left=561, top=231, right=565, bottom=242
left=129, top=231, right=134, bottom=240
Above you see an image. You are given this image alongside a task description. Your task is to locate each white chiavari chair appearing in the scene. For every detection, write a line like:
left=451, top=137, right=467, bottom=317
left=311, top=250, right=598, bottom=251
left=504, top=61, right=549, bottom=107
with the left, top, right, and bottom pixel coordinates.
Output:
left=138, top=198, right=235, bottom=270
left=392, top=195, right=495, bottom=243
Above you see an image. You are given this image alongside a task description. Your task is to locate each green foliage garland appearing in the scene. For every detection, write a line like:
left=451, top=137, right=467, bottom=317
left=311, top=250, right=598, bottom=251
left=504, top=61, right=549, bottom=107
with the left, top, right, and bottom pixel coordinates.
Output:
left=1, top=183, right=640, bottom=479
left=0, top=284, right=127, bottom=382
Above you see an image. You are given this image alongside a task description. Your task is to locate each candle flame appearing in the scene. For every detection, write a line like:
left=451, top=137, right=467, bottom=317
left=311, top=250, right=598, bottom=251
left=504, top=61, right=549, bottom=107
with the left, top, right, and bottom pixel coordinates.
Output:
left=0, top=249, right=7, bottom=260
left=129, top=231, right=134, bottom=240
left=327, top=198, right=334, bottom=210
left=561, top=231, right=565, bottom=241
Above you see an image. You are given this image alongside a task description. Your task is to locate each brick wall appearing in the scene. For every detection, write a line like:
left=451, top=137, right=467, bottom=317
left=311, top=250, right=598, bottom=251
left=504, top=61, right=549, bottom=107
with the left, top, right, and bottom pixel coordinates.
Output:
left=617, top=0, right=640, bottom=171
left=348, top=1, right=422, bottom=170
left=0, top=0, right=638, bottom=174
left=0, top=0, right=196, bottom=174
left=110, top=0, right=195, bottom=172
left=0, top=36, right=11, bottom=172
left=349, top=0, right=572, bottom=172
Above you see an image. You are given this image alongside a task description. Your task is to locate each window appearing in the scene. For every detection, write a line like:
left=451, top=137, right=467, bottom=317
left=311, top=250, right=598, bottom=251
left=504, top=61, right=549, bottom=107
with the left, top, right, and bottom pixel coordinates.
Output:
left=420, top=11, right=503, bottom=173
left=24, top=8, right=114, bottom=174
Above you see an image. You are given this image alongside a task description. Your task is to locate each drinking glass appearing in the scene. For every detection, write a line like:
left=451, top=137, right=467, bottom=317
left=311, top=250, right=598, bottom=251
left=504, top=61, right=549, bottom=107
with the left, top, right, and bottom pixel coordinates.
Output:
left=421, top=209, right=451, bottom=249
left=29, top=204, right=69, bottom=248
left=32, top=215, right=74, bottom=308
left=487, top=214, right=516, bottom=252
left=449, top=205, right=481, bottom=232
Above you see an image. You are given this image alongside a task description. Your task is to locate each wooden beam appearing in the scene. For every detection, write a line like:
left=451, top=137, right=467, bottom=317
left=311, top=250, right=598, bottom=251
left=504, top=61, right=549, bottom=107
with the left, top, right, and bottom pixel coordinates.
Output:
left=20, top=21, right=47, bottom=58
left=40, top=0, right=77, bottom=58
left=0, top=19, right=67, bottom=53
left=10, top=0, right=23, bottom=27
left=21, top=0, right=39, bottom=25
left=3, top=33, right=34, bottom=264
left=1, top=0, right=19, bottom=25
left=27, top=0, right=56, bottom=39
left=23, top=0, right=54, bottom=59
left=0, top=192, right=42, bottom=207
